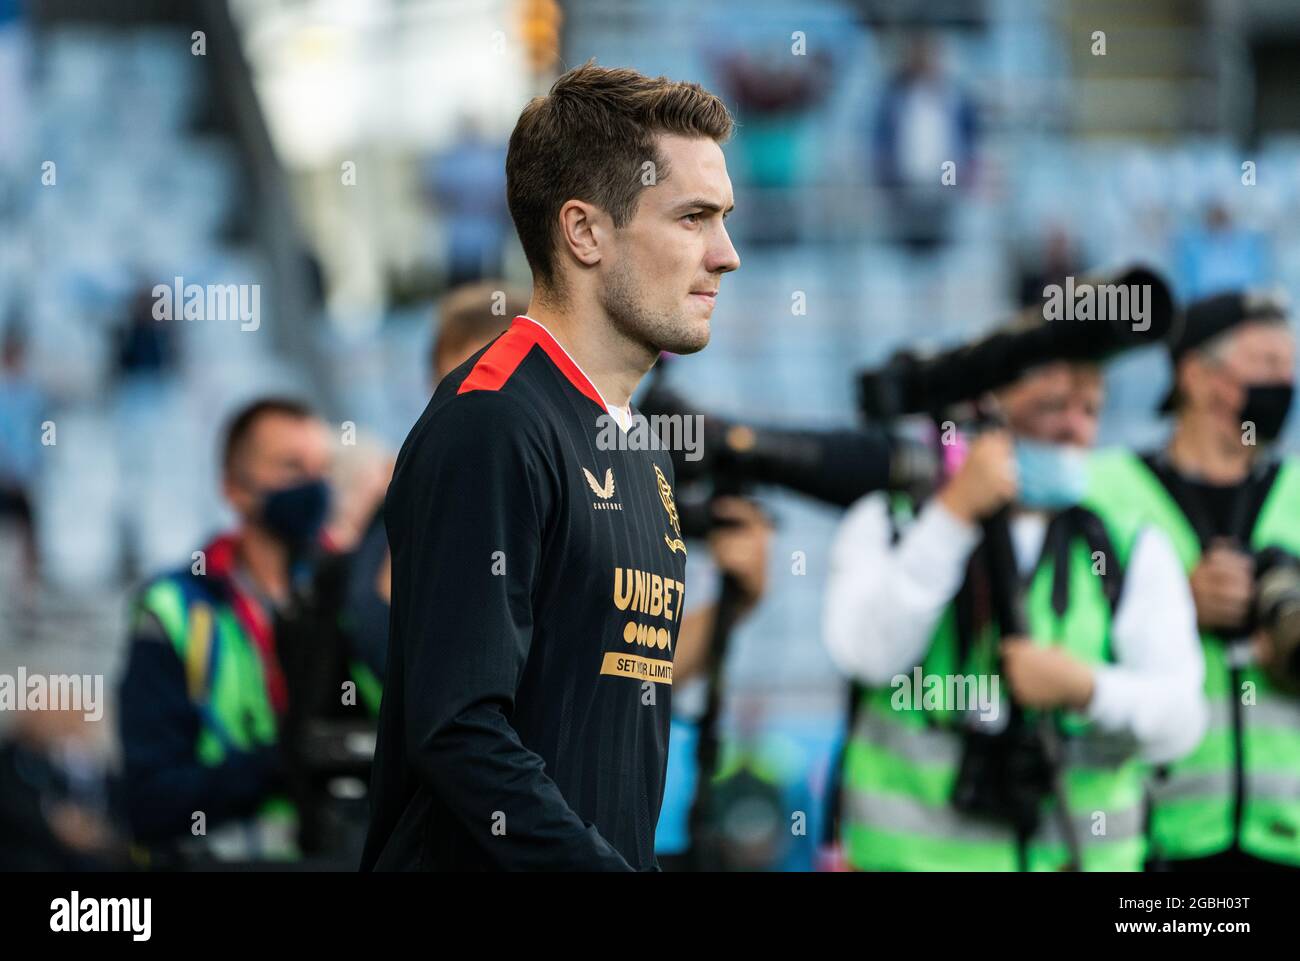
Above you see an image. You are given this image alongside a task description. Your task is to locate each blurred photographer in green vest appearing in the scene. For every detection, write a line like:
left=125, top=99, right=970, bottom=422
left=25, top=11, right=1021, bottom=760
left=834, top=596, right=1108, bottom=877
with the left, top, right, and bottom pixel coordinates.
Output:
left=825, top=358, right=1206, bottom=871
left=1088, top=289, right=1300, bottom=870
left=118, top=398, right=334, bottom=865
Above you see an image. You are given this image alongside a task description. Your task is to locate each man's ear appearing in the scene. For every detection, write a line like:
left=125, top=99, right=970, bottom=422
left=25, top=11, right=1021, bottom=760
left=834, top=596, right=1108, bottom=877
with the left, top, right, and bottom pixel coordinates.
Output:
left=558, top=199, right=606, bottom=268
left=223, top=471, right=251, bottom=517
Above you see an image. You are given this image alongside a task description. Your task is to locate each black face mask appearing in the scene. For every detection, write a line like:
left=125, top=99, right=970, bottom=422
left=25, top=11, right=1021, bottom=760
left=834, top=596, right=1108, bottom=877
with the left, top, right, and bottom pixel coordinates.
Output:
left=258, top=478, right=331, bottom=548
left=1239, top=382, right=1295, bottom=444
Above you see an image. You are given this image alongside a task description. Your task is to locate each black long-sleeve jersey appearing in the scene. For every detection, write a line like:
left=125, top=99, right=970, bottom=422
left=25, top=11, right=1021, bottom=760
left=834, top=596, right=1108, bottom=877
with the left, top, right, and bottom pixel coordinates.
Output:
left=361, top=316, right=687, bottom=871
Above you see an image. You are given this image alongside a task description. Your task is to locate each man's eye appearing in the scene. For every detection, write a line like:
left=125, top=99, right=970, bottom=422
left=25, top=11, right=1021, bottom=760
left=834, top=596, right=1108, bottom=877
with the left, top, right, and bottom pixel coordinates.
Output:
left=682, top=213, right=700, bottom=225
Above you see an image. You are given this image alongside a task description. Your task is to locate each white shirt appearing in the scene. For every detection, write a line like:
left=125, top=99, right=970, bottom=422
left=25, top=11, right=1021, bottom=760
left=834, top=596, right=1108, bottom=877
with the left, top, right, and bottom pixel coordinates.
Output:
left=605, top=402, right=632, bottom=431
left=823, top=492, right=1207, bottom=764
left=517, top=315, right=633, bottom=432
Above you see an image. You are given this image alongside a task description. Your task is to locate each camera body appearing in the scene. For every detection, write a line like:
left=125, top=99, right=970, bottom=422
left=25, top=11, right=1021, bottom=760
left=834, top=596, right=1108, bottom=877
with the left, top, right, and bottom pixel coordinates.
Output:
left=951, top=722, right=1053, bottom=836
left=276, top=548, right=379, bottom=862
left=1253, top=547, right=1300, bottom=692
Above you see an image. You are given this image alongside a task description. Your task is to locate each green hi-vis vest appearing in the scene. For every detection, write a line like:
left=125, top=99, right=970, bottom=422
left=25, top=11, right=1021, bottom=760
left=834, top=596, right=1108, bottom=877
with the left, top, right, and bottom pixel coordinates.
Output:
left=841, top=495, right=1146, bottom=872
left=1086, top=449, right=1300, bottom=866
left=138, top=574, right=298, bottom=861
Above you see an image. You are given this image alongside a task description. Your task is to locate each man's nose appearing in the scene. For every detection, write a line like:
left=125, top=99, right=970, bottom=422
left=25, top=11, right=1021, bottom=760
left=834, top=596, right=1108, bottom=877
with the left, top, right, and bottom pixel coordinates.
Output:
left=1062, top=412, right=1097, bottom=448
left=708, top=224, right=740, bottom=274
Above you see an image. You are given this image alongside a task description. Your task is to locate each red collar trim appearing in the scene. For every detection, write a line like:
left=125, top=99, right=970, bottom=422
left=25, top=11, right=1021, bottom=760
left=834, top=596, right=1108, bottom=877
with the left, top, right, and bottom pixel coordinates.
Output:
left=458, top=316, right=607, bottom=412
left=203, top=532, right=242, bottom=581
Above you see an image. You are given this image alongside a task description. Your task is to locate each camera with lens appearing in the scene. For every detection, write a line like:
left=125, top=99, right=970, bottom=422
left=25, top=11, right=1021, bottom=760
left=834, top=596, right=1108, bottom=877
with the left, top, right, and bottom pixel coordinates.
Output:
left=275, top=548, right=379, bottom=863
left=951, top=723, right=1054, bottom=836
left=1254, top=547, right=1300, bottom=692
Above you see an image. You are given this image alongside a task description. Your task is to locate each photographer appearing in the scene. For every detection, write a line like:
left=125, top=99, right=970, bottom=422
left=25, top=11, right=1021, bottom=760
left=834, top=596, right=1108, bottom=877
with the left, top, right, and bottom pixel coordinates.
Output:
left=653, top=496, right=773, bottom=870
left=214, top=281, right=530, bottom=863
left=117, top=398, right=334, bottom=865
left=1088, top=290, right=1300, bottom=870
left=824, top=358, right=1205, bottom=871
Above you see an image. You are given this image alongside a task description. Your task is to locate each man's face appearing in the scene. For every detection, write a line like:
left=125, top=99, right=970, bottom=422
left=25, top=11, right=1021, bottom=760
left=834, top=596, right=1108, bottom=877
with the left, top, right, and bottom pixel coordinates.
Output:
left=225, top=413, right=332, bottom=524
left=1184, top=322, right=1295, bottom=433
left=599, top=134, right=740, bottom=355
left=999, top=362, right=1103, bottom=448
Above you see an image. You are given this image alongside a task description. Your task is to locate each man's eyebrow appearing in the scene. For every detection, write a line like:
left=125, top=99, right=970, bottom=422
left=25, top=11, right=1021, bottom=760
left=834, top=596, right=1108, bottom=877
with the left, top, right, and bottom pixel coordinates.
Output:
left=675, top=198, right=736, bottom=215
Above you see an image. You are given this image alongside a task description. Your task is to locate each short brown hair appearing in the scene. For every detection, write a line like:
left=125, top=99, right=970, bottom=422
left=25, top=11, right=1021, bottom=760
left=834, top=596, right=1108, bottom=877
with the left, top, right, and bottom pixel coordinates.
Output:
left=222, top=397, right=315, bottom=475
left=432, top=280, right=529, bottom=377
left=506, top=61, right=734, bottom=295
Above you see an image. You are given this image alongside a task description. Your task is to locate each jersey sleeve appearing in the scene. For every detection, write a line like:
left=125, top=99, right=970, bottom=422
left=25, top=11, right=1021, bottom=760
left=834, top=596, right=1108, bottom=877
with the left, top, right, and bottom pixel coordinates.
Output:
left=391, top=390, right=633, bottom=870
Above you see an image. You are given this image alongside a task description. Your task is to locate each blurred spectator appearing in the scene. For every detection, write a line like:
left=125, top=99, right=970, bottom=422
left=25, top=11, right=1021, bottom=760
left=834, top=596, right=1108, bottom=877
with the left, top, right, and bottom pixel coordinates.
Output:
left=0, top=710, right=127, bottom=871
left=0, top=0, right=28, bottom=175
left=427, top=118, right=509, bottom=287
left=718, top=47, right=832, bottom=186
left=1173, top=201, right=1272, bottom=301
left=1016, top=224, right=1083, bottom=310
left=429, top=280, right=529, bottom=386
left=0, top=324, right=44, bottom=587
left=326, top=429, right=394, bottom=555
left=717, top=46, right=832, bottom=244
left=115, top=284, right=178, bottom=385
left=873, top=33, right=978, bottom=251
left=116, top=398, right=334, bottom=866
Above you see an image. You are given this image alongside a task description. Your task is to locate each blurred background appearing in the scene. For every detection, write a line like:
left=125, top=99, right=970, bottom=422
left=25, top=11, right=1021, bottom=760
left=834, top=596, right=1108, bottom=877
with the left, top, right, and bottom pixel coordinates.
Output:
left=4, top=0, right=1300, bottom=870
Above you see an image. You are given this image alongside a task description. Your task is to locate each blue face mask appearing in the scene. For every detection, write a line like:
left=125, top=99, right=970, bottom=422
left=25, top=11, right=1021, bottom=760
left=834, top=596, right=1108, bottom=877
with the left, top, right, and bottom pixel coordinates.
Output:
left=1014, top=440, right=1089, bottom=510
left=258, top=478, right=331, bottom=548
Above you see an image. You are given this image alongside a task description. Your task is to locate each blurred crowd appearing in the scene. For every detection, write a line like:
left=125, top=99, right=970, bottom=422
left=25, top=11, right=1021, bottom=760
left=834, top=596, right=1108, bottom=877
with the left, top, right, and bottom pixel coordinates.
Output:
left=3, top=1, right=1300, bottom=871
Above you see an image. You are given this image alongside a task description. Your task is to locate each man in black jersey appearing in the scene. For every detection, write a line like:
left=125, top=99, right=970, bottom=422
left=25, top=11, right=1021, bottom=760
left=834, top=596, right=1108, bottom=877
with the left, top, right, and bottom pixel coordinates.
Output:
left=1093, top=290, right=1300, bottom=870
left=361, top=62, right=740, bottom=871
